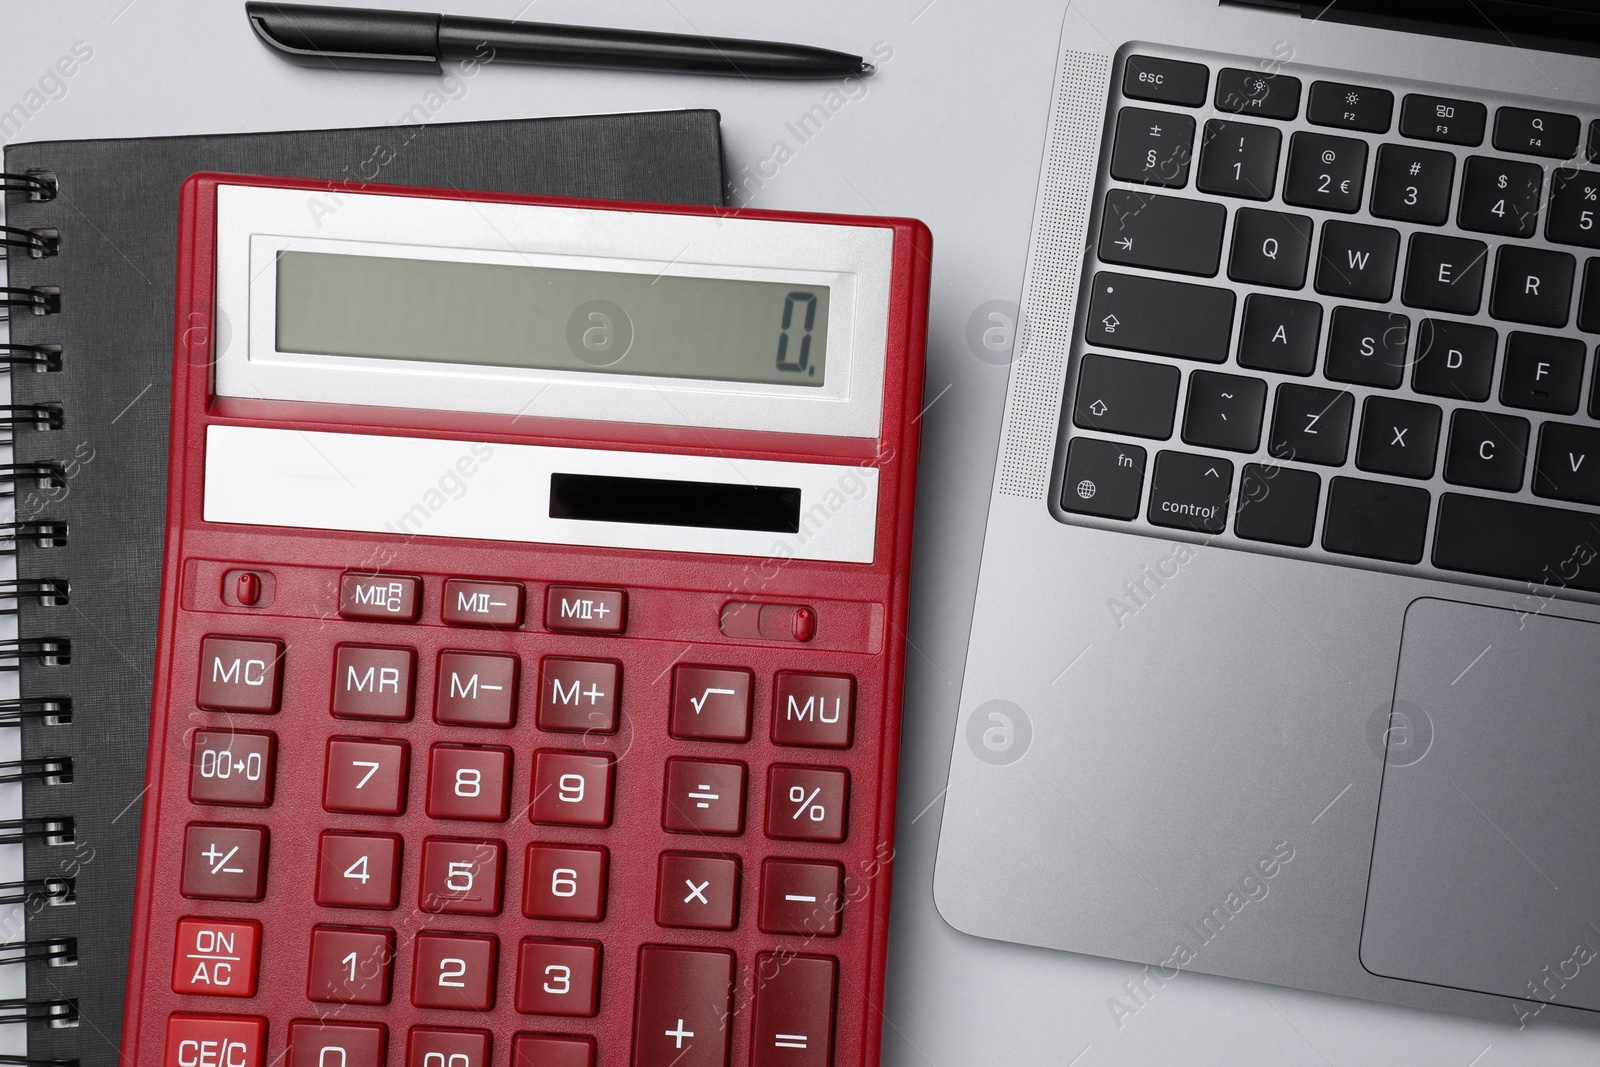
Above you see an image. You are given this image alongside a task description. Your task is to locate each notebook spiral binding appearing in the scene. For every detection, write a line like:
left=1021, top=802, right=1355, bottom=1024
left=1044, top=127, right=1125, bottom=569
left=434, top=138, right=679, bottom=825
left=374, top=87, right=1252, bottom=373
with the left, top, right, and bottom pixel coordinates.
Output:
left=0, top=172, right=82, bottom=1064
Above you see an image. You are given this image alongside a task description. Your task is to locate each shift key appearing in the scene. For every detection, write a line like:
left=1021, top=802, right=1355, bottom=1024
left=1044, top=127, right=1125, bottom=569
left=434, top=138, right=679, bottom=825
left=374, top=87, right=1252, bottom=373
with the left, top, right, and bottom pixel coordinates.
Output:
left=1085, top=272, right=1235, bottom=363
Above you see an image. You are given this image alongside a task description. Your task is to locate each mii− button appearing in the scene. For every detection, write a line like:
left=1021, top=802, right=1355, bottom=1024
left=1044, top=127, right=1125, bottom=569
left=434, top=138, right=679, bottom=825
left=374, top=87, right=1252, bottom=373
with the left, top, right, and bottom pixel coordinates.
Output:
left=441, top=579, right=524, bottom=627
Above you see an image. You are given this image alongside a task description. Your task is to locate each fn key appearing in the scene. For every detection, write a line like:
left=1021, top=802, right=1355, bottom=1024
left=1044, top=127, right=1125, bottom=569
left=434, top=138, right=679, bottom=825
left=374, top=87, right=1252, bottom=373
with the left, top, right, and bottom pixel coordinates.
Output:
left=1062, top=438, right=1147, bottom=520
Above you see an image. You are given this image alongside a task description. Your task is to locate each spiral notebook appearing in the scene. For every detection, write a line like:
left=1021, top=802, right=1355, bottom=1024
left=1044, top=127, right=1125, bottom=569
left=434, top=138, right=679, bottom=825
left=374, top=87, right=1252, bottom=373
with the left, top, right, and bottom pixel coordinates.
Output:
left=0, top=109, right=725, bottom=1065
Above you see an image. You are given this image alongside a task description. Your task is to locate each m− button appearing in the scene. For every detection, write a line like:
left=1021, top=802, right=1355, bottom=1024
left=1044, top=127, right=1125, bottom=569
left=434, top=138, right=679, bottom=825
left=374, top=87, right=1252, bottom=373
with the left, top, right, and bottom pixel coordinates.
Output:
left=545, top=585, right=625, bottom=634
left=435, top=652, right=518, bottom=728
left=441, top=579, right=523, bottom=627
left=338, top=573, right=421, bottom=621
left=197, top=637, right=283, bottom=713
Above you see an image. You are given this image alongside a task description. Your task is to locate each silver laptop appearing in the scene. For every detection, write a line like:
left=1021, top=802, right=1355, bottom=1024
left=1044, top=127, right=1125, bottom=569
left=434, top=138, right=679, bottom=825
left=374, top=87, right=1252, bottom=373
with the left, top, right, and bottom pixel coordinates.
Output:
left=935, top=0, right=1600, bottom=1030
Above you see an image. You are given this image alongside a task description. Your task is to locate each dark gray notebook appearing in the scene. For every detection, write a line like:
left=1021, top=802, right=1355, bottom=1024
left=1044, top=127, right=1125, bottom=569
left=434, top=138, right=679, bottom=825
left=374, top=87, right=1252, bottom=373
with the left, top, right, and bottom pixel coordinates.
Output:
left=0, top=109, right=724, bottom=1064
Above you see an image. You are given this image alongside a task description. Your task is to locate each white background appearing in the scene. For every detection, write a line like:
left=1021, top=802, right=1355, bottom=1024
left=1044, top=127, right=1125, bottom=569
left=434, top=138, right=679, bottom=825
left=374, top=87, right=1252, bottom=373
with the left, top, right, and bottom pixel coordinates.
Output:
left=4, top=1, right=1597, bottom=1063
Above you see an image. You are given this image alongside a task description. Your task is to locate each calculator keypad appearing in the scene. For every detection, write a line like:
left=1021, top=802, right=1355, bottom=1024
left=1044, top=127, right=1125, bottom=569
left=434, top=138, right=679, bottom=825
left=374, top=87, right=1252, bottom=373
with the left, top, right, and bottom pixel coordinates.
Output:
left=155, top=570, right=882, bottom=1066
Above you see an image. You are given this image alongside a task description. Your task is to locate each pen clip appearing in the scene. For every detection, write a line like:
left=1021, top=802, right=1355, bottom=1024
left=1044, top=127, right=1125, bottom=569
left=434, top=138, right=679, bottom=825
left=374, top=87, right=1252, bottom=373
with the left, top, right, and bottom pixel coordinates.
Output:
left=246, top=2, right=443, bottom=74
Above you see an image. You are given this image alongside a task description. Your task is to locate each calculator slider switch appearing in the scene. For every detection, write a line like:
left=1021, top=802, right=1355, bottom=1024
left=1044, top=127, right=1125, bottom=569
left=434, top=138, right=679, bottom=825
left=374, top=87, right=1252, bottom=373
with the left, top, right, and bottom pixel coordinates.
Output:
left=222, top=570, right=272, bottom=608
left=718, top=601, right=816, bottom=642
left=339, top=573, right=421, bottom=622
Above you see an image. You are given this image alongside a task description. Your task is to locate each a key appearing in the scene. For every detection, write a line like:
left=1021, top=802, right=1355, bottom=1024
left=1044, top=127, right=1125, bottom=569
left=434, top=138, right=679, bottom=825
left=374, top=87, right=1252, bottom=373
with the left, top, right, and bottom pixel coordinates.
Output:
left=1196, top=119, right=1281, bottom=200
left=1490, top=245, right=1577, bottom=327
left=1098, top=190, right=1226, bottom=275
left=1443, top=409, right=1529, bottom=491
left=1371, top=144, right=1455, bottom=224
left=1493, top=106, right=1581, bottom=159
left=1583, top=258, right=1600, bottom=334
left=1399, top=94, right=1487, bottom=146
left=1234, top=463, right=1321, bottom=548
left=1325, top=308, right=1409, bottom=388
left=1284, top=132, right=1367, bottom=212
left=1307, top=81, right=1394, bottom=133
left=1214, top=68, right=1301, bottom=119
left=1412, top=319, right=1496, bottom=402
left=1547, top=169, right=1600, bottom=249
left=1146, top=451, right=1232, bottom=534
left=1061, top=437, right=1146, bottom=520
left=1316, top=222, right=1400, bottom=302
left=1228, top=208, right=1313, bottom=288
left=1182, top=370, right=1267, bottom=452
left=1123, top=55, right=1209, bottom=107
left=1083, top=272, right=1235, bottom=363
left=1109, top=107, right=1195, bottom=187
left=1435, top=494, right=1600, bottom=591
left=1237, top=294, right=1321, bottom=375
left=1500, top=331, right=1586, bottom=414
left=1533, top=423, right=1600, bottom=505
left=1322, top=478, right=1431, bottom=564
left=1269, top=384, right=1354, bottom=466
left=1401, top=233, right=1488, bottom=315
left=1356, top=397, right=1442, bottom=479
left=1072, top=354, right=1181, bottom=438
left=1459, top=156, right=1543, bottom=237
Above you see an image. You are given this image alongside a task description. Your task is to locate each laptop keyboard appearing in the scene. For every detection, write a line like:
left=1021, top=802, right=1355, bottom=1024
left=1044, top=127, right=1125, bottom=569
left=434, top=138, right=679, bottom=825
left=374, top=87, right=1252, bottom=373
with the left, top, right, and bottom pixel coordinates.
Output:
left=1058, top=48, right=1600, bottom=595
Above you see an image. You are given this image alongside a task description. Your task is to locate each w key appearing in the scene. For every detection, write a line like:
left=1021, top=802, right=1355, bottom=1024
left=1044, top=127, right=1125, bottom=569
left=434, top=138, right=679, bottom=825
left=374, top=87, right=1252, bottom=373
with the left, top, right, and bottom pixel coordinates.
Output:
left=1099, top=190, right=1226, bottom=276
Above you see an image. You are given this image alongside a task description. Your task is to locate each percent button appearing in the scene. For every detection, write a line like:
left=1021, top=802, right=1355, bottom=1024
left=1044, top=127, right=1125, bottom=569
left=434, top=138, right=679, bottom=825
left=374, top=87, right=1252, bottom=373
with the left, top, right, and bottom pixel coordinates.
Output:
left=765, top=765, right=849, bottom=843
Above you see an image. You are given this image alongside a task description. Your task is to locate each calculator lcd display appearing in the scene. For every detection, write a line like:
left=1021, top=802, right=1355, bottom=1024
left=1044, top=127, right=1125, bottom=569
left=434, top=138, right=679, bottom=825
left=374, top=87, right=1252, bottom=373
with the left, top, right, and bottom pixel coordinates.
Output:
left=549, top=473, right=802, bottom=533
left=274, top=251, right=829, bottom=387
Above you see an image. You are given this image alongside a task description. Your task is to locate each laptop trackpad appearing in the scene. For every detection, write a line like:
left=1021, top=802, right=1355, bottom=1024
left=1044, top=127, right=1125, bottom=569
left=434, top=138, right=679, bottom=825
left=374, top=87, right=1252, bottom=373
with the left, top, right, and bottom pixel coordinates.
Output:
left=1362, top=598, right=1600, bottom=1013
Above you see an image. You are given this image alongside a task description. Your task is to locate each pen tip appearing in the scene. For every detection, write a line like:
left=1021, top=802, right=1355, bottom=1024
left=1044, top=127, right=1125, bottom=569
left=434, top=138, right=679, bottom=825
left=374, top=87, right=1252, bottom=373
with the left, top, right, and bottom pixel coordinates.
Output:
left=859, top=61, right=877, bottom=76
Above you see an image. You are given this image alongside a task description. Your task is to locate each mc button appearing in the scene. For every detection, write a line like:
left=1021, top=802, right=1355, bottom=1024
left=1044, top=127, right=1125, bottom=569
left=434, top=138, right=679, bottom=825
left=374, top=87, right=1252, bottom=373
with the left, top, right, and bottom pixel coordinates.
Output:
left=196, top=637, right=283, bottom=713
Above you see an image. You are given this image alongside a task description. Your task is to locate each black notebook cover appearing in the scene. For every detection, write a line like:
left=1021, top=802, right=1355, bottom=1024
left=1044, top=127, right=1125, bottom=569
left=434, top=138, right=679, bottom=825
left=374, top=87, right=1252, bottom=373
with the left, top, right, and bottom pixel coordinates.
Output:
left=1, top=109, right=724, bottom=1063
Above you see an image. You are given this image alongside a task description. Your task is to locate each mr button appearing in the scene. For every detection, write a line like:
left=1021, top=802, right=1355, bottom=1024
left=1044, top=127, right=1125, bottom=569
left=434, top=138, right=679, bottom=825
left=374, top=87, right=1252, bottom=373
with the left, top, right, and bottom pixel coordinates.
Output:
left=197, top=637, right=283, bottom=713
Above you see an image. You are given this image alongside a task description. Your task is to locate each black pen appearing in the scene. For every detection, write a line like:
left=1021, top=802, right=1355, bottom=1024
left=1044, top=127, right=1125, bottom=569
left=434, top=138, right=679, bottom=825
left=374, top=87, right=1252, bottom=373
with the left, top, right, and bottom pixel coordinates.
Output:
left=246, top=2, right=875, bottom=79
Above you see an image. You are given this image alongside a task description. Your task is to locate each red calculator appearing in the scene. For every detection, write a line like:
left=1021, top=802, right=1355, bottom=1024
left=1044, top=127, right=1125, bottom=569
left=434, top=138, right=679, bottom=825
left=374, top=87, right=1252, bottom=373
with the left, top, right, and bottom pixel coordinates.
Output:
left=123, top=174, right=930, bottom=1067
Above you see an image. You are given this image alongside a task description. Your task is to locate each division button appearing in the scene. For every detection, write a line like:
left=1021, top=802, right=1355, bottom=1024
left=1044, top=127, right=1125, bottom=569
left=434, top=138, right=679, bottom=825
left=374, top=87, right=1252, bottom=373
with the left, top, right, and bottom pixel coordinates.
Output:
left=662, top=758, right=746, bottom=836
left=165, top=1014, right=268, bottom=1067
left=632, top=946, right=734, bottom=1067
left=1146, top=451, right=1232, bottom=534
left=750, top=953, right=837, bottom=1067
left=441, top=579, right=524, bottom=627
left=197, top=637, right=284, bottom=713
left=172, top=918, right=261, bottom=997
left=338, top=573, right=421, bottom=621
left=1061, top=437, right=1146, bottom=521
left=545, top=585, right=625, bottom=634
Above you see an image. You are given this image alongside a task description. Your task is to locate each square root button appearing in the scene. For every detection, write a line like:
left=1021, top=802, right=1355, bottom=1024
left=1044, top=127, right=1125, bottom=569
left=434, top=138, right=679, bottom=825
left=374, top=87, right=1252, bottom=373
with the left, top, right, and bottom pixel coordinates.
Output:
left=670, top=666, right=753, bottom=742
left=545, top=585, right=625, bottom=633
